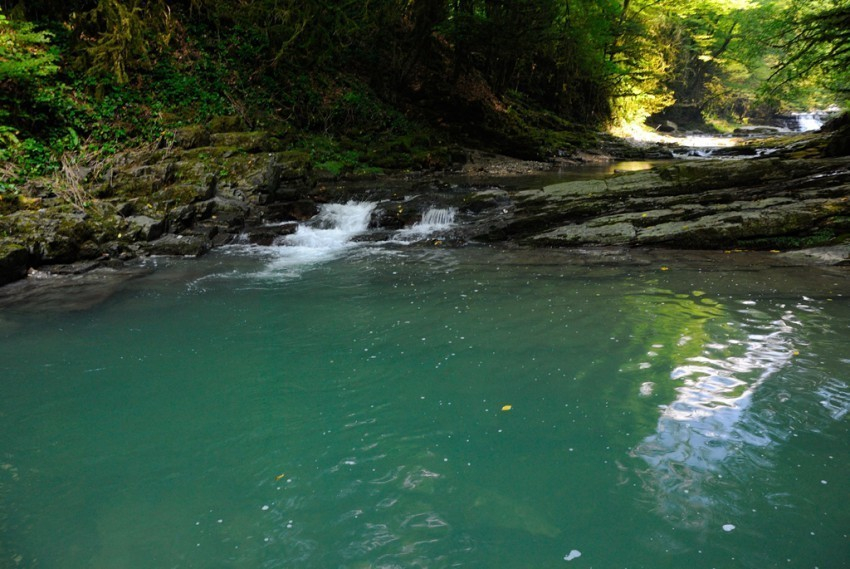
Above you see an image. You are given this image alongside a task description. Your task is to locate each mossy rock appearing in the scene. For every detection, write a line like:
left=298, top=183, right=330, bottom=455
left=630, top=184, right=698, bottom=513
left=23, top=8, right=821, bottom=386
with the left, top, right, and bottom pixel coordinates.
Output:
left=0, top=240, right=29, bottom=285
left=8, top=211, right=93, bottom=264
left=209, top=132, right=285, bottom=153
left=271, top=151, right=313, bottom=180
left=170, top=125, right=211, bottom=150
left=0, top=194, right=22, bottom=215
left=157, top=182, right=216, bottom=205
left=207, top=116, right=245, bottom=134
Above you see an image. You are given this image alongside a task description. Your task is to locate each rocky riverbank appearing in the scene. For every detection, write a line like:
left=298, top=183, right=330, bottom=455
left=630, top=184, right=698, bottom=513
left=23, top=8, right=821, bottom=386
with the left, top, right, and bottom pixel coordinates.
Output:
left=1, top=118, right=849, bottom=287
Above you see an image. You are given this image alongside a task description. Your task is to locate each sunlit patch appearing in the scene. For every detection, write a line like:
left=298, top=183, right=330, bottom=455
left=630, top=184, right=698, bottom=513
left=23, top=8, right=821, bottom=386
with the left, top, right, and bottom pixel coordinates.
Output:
left=610, top=122, right=738, bottom=148
left=632, top=296, right=805, bottom=530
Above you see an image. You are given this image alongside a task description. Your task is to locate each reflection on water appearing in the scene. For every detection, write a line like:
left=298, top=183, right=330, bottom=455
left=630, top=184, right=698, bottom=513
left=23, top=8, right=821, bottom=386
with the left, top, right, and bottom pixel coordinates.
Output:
left=630, top=294, right=847, bottom=531
left=1, top=251, right=849, bottom=569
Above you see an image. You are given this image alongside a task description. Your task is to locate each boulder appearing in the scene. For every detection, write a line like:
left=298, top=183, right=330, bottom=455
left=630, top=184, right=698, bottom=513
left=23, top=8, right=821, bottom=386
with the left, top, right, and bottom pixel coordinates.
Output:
left=207, top=116, right=245, bottom=134
left=245, top=223, right=298, bottom=246
left=0, top=241, right=29, bottom=285
left=170, top=125, right=211, bottom=150
left=126, top=215, right=165, bottom=241
left=143, top=234, right=209, bottom=257
left=656, top=121, right=678, bottom=133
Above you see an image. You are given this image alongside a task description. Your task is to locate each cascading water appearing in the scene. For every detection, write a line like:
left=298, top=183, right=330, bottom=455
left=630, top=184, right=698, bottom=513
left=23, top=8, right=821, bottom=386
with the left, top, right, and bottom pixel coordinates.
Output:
left=417, top=207, right=457, bottom=228
left=260, top=201, right=377, bottom=276
left=794, top=112, right=825, bottom=132
left=394, top=207, right=457, bottom=242
left=229, top=202, right=459, bottom=277
left=282, top=202, right=376, bottom=249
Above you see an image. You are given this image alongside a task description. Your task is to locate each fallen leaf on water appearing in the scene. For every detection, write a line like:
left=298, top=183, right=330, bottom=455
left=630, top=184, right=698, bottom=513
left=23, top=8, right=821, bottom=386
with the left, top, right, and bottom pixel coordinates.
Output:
left=274, top=473, right=286, bottom=481
left=501, top=405, right=512, bottom=412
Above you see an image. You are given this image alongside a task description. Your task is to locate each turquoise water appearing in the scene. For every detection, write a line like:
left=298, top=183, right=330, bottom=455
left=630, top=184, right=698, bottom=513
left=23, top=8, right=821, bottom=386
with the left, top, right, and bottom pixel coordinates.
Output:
left=1, top=223, right=849, bottom=568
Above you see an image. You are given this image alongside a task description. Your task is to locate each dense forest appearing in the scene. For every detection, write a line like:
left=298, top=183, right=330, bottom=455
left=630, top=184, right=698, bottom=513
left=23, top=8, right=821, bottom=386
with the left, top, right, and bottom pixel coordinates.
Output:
left=1, top=0, right=849, bottom=182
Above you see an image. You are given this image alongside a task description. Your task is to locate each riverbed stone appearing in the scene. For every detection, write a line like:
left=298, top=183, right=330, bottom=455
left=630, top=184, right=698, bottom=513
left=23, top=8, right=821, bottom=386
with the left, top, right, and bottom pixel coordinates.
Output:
left=779, top=244, right=850, bottom=265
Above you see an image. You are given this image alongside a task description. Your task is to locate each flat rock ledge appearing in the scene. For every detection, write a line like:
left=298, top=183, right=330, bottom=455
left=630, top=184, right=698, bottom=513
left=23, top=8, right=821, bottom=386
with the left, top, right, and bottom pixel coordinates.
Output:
left=469, top=156, right=850, bottom=261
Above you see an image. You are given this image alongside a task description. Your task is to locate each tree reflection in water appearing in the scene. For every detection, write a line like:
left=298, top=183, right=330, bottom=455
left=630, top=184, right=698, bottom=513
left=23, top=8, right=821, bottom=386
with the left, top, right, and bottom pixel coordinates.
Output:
left=631, top=299, right=804, bottom=530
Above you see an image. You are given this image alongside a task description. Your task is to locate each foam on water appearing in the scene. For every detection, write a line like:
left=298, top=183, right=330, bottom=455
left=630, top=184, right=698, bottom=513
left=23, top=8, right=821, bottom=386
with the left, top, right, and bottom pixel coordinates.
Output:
left=261, top=201, right=376, bottom=276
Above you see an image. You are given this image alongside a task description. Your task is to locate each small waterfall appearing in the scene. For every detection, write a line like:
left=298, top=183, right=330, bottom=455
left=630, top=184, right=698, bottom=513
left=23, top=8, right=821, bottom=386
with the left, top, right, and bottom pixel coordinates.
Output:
left=794, top=112, right=824, bottom=132
left=415, top=207, right=456, bottom=230
left=671, top=148, right=716, bottom=159
left=282, top=201, right=376, bottom=249
left=255, top=201, right=376, bottom=276
left=394, top=207, right=457, bottom=242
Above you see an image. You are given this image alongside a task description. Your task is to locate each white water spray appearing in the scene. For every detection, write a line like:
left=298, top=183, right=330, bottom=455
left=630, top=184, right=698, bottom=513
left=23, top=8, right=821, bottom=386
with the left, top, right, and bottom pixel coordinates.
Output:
left=394, top=207, right=457, bottom=242
left=258, top=201, right=376, bottom=276
left=794, top=112, right=824, bottom=132
left=282, top=202, right=376, bottom=249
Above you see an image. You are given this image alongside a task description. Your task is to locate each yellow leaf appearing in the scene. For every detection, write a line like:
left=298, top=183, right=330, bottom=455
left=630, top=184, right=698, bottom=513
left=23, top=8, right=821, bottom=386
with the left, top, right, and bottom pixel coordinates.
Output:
left=501, top=405, right=512, bottom=411
left=274, top=473, right=286, bottom=481
left=660, top=266, right=669, bottom=271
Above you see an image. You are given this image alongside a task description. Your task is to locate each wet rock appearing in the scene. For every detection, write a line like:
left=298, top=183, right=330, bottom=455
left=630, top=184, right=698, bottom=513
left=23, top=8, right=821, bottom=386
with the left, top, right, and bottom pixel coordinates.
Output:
left=264, top=200, right=318, bottom=222
left=245, top=223, right=298, bottom=246
left=733, top=126, right=783, bottom=135
left=529, top=221, right=637, bottom=246
left=656, top=121, right=678, bottom=133
left=463, top=188, right=510, bottom=213
left=143, top=234, right=209, bottom=257
left=779, top=244, right=850, bottom=265
left=167, top=203, right=197, bottom=233
left=474, top=156, right=850, bottom=249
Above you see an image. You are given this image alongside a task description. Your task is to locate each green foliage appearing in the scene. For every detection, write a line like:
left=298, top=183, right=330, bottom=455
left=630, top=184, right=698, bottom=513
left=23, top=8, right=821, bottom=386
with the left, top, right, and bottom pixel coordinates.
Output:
left=759, top=0, right=850, bottom=107
left=0, top=9, right=59, bottom=84
left=72, top=0, right=175, bottom=85
left=1, top=0, right=846, bottom=184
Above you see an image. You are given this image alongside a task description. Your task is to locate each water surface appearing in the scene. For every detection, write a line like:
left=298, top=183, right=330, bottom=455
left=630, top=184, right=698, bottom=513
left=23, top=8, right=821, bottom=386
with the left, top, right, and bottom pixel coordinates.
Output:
left=1, top=212, right=848, bottom=568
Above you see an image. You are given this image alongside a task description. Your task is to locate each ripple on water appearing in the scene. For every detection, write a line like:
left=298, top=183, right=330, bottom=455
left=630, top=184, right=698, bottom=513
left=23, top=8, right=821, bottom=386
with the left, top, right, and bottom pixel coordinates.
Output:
left=632, top=298, right=808, bottom=529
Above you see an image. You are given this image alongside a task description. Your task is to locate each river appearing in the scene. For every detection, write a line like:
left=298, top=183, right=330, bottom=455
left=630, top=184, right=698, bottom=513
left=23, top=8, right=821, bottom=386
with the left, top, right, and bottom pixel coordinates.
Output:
left=1, top=199, right=848, bottom=568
